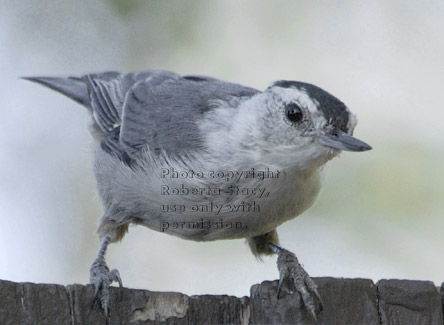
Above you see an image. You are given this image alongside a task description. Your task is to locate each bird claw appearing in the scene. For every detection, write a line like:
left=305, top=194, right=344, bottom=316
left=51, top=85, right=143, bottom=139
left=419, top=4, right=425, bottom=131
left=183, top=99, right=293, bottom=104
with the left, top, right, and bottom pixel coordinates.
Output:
left=90, top=260, right=122, bottom=316
left=277, top=249, right=323, bottom=321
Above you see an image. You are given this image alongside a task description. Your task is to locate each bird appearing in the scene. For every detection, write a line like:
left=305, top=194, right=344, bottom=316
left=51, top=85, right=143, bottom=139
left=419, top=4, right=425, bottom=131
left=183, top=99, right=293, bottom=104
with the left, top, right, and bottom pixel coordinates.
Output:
left=25, top=70, right=371, bottom=320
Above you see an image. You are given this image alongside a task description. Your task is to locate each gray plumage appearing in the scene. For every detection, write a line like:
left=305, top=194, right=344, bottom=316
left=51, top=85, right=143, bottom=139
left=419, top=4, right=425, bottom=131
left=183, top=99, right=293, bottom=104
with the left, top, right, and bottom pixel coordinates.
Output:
left=27, top=71, right=258, bottom=156
left=25, top=70, right=371, bottom=319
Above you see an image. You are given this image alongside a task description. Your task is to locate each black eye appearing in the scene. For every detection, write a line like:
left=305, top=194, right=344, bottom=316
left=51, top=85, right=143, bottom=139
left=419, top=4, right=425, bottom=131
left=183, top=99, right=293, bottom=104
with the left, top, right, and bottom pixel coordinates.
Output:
left=285, top=103, right=303, bottom=123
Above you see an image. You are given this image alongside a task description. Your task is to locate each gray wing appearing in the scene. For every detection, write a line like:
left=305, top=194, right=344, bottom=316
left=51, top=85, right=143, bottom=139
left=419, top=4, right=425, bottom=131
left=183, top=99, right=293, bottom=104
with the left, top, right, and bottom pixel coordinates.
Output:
left=25, top=70, right=259, bottom=159
left=84, top=71, right=183, bottom=133
left=24, top=70, right=181, bottom=133
left=118, top=75, right=259, bottom=158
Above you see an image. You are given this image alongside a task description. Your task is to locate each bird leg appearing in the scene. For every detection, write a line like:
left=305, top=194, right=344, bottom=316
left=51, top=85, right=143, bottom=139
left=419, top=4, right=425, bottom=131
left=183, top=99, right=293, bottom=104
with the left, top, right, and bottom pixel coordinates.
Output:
left=248, top=231, right=323, bottom=321
left=89, top=234, right=122, bottom=315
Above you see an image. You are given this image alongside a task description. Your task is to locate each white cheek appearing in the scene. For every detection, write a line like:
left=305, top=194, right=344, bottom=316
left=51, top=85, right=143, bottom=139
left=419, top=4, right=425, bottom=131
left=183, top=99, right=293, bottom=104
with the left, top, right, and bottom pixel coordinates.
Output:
left=312, top=114, right=327, bottom=130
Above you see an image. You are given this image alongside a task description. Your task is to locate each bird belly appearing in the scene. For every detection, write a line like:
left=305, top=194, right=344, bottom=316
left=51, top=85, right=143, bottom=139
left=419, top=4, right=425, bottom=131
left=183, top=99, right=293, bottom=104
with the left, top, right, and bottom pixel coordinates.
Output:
left=94, top=149, right=323, bottom=242
left=137, top=167, right=323, bottom=241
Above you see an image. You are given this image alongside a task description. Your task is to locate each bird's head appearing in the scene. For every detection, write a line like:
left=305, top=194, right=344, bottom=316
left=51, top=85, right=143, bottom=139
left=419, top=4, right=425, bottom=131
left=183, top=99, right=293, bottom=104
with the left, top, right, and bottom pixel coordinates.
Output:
left=238, top=80, right=372, bottom=169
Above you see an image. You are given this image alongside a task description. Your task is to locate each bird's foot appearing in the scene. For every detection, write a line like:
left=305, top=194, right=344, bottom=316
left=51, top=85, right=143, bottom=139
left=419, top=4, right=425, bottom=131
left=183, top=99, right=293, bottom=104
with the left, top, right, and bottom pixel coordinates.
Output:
left=90, top=258, right=122, bottom=316
left=277, top=248, right=323, bottom=321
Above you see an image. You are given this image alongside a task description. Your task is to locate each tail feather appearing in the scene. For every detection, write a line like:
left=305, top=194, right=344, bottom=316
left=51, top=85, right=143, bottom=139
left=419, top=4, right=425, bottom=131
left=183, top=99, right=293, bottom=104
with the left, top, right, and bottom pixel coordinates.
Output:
left=22, top=76, right=90, bottom=109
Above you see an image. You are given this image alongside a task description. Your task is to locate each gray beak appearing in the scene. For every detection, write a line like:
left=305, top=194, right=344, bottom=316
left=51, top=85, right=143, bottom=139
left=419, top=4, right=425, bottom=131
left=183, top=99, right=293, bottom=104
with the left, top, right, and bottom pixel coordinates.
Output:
left=320, top=129, right=372, bottom=152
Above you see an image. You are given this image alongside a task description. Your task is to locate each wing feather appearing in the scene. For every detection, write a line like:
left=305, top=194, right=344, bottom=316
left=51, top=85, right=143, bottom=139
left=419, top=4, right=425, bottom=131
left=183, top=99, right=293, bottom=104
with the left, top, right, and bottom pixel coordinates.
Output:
left=119, top=76, right=259, bottom=157
left=26, top=70, right=260, bottom=159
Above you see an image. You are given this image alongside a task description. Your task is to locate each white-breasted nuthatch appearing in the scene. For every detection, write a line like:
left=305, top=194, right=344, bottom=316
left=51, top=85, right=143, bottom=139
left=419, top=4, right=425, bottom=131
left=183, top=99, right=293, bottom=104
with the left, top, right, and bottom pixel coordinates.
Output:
left=26, top=71, right=371, bottom=319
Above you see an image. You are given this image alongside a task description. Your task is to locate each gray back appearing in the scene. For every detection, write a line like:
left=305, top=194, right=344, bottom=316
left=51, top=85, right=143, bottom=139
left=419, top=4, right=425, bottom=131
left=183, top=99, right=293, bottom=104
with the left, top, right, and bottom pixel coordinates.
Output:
left=91, top=71, right=259, bottom=159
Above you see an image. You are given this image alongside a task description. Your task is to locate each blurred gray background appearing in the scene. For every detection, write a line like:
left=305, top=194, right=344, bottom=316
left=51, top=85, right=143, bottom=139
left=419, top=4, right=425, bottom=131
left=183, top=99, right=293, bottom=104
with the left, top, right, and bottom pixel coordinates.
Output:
left=1, top=0, right=444, bottom=297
